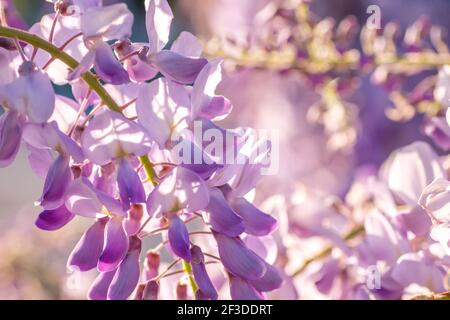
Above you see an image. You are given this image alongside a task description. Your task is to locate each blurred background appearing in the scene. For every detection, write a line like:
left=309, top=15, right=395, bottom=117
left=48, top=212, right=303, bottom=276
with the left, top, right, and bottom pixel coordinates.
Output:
left=1, top=0, right=450, bottom=299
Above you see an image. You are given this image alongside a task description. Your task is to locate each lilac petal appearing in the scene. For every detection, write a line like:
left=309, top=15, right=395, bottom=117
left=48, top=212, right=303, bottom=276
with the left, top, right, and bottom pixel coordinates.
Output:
left=68, top=219, right=107, bottom=272
left=22, top=121, right=84, bottom=162
left=310, top=259, right=339, bottom=294
left=207, top=188, right=244, bottom=237
left=94, top=42, right=130, bottom=85
left=81, top=110, right=152, bottom=165
left=124, top=204, right=144, bottom=236
left=127, top=55, right=158, bottom=83
left=231, top=197, right=278, bottom=236
left=191, top=246, right=218, bottom=300
left=391, top=253, right=446, bottom=292
left=418, top=178, right=450, bottom=223
left=229, top=275, right=264, bottom=300
left=65, top=178, right=105, bottom=218
left=152, top=50, right=208, bottom=84
left=98, top=217, right=129, bottom=272
left=26, top=144, right=53, bottom=178
left=171, top=31, right=202, bottom=57
left=142, top=280, right=159, bottom=300
left=35, top=204, right=75, bottom=231
left=108, top=248, right=141, bottom=300
left=0, top=111, right=22, bottom=168
left=249, top=262, right=283, bottom=292
left=72, top=80, right=100, bottom=106
left=88, top=270, right=116, bottom=300
left=30, top=13, right=88, bottom=85
left=146, top=167, right=209, bottom=217
left=117, top=159, right=146, bottom=209
left=81, top=4, right=133, bottom=40
left=380, top=141, right=445, bottom=206
left=199, top=95, right=233, bottom=121
left=363, top=209, right=410, bottom=265
left=214, top=232, right=266, bottom=280
left=168, top=215, right=191, bottom=261
left=145, top=0, right=173, bottom=52
left=423, top=117, right=450, bottom=151
left=191, top=59, right=226, bottom=120
left=0, top=69, right=55, bottom=123
left=39, top=155, right=73, bottom=210
left=67, top=51, right=95, bottom=82
left=430, top=223, right=450, bottom=255
left=136, top=78, right=190, bottom=148
left=50, top=95, right=84, bottom=133
left=397, top=205, right=431, bottom=237
left=72, top=0, right=102, bottom=12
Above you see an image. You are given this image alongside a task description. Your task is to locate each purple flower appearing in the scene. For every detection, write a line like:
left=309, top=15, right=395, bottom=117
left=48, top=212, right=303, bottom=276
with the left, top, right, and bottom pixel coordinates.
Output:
left=0, top=111, right=23, bottom=167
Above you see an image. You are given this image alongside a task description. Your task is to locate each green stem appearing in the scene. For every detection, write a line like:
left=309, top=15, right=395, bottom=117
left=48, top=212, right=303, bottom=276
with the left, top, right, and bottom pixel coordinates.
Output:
left=182, top=260, right=198, bottom=293
left=291, top=225, right=365, bottom=277
left=139, top=155, right=158, bottom=186
left=0, top=25, right=200, bottom=295
left=0, top=26, right=121, bottom=112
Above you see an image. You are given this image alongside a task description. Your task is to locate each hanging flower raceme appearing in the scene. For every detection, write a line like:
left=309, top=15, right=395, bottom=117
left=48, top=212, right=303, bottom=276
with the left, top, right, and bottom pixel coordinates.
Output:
left=0, top=0, right=283, bottom=301
left=67, top=3, right=133, bottom=84
left=113, top=0, right=207, bottom=84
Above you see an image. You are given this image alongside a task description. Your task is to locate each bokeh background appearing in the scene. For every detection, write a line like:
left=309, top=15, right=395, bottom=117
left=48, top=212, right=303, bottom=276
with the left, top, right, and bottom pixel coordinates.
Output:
left=1, top=0, right=450, bottom=299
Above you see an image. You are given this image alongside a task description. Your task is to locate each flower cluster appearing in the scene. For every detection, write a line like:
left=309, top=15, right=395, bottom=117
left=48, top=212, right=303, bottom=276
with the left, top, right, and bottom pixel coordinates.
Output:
left=185, top=0, right=450, bottom=299
left=0, top=0, right=281, bottom=299
left=202, top=0, right=450, bottom=153
left=272, top=141, right=450, bottom=299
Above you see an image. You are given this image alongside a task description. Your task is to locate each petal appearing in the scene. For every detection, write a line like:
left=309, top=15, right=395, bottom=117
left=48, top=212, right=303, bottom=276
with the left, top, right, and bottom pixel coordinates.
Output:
left=50, top=95, right=84, bottom=133
left=65, top=178, right=110, bottom=218
left=108, top=248, right=141, bottom=300
left=39, top=155, right=73, bottom=210
left=31, top=13, right=88, bottom=85
left=146, top=167, right=210, bottom=216
left=145, top=0, right=173, bottom=52
left=68, top=219, right=107, bottom=271
left=81, top=4, right=133, bottom=40
left=419, top=178, right=450, bottom=223
left=82, top=110, right=153, bottom=165
left=67, top=50, right=95, bottom=82
left=430, top=223, right=450, bottom=256
left=0, top=69, right=55, bottom=123
left=380, top=141, right=446, bottom=205
left=207, top=188, right=244, bottom=237
left=142, top=280, right=159, bottom=300
left=190, top=59, right=221, bottom=117
left=363, top=209, right=409, bottom=264
left=191, top=246, right=218, bottom=300
left=423, top=117, right=450, bottom=151
left=26, top=144, right=53, bottom=178
left=152, top=50, right=207, bottom=84
left=22, top=122, right=84, bottom=162
left=0, top=111, right=22, bottom=167
left=249, top=262, right=283, bottom=292
left=171, top=31, right=202, bottom=57
left=229, top=276, right=264, bottom=300
left=397, top=205, right=432, bottom=237
left=35, top=204, right=75, bottom=231
left=136, top=78, right=176, bottom=148
left=88, top=270, right=116, bottom=300
left=214, top=232, right=266, bottom=280
left=391, top=253, right=446, bottom=292
left=98, top=217, right=129, bottom=272
left=168, top=215, right=191, bottom=261
left=117, top=158, right=146, bottom=209
left=93, top=42, right=130, bottom=85
left=231, top=197, right=278, bottom=236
